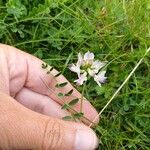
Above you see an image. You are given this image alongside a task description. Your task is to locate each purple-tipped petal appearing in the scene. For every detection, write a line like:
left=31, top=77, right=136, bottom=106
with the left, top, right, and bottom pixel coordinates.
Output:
left=84, top=51, right=94, bottom=61
left=69, top=64, right=80, bottom=75
left=94, top=71, right=107, bottom=86
left=74, top=72, right=87, bottom=85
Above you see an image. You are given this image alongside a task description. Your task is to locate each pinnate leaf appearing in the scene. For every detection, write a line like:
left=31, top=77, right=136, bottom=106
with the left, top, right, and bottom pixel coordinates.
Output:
left=68, top=98, right=79, bottom=107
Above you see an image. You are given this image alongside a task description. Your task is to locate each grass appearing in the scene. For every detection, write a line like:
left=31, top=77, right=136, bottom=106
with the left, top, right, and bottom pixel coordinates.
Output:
left=0, top=0, right=150, bottom=149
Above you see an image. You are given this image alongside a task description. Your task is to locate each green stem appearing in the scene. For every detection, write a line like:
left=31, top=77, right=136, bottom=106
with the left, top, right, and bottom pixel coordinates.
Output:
left=80, top=81, right=86, bottom=113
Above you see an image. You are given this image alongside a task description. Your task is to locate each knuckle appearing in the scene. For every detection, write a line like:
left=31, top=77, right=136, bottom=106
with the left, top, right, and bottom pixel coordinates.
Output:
left=42, top=119, right=63, bottom=150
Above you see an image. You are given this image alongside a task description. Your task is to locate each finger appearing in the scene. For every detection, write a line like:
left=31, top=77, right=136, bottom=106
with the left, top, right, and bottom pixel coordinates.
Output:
left=22, top=47, right=97, bottom=122
left=1, top=44, right=99, bottom=124
left=0, top=91, right=99, bottom=150
left=15, top=87, right=70, bottom=118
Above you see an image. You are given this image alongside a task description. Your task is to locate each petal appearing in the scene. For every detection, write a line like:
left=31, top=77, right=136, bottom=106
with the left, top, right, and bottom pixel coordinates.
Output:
left=94, top=71, right=107, bottom=86
left=74, top=72, right=87, bottom=85
left=88, top=68, right=96, bottom=76
left=92, top=60, right=106, bottom=71
left=97, top=71, right=107, bottom=83
left=78, top=53, right=83, bottom=62
left=84, top=51, right=94, bottom=61
left=69, top=64, right=80, bottom=74
left=77, top=53, right=83, bottom=66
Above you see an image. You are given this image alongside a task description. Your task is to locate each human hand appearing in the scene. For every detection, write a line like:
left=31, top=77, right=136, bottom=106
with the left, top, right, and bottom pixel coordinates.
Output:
left=0, top=44, right=99, bottom=150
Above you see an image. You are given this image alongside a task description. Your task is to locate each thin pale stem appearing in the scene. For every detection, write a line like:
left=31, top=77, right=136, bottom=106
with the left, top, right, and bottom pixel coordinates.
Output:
left=80, top=82, right=86, bottom=113
left=89, top=47, right=150, bottom=127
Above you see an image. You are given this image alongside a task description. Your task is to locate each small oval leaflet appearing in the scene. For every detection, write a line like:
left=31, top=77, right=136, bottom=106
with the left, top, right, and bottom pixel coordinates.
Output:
left=47, top=67, right=54, bottom=74
left=62, top=116, right=72, bottom=121
left=56, top=82, right=68, bottom=88
left=55, top=72, right=61, bottom=77
left=65, top=89, right=73, bottom=96
left=61, top=104, right=69, bottom=110
left=42, top=63, right=48, bottom=69
left=57, top=93, right=64, bottom=97
left=61, top=99, right=79, bottom=110
left=68, top=98, right=79, bottom=106
left=50, top=66, right=54, bottom=71
left=73, top=112, right=84, bottom=119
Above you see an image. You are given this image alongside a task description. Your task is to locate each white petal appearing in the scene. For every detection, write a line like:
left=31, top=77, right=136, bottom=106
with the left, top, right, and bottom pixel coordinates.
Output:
left=88, top=68, right=96, bottom=76
left=69, top=64, right=80, bottom=75
left=84, top=51, right=94, bottom=61
left=74, top=72, right=87, bottom=85
left=77, top=53, right=83, bottom=66
left=97, top=71, right=107, bottom=83
left=94, top=71, right=107, bottom=86
left=78, top=53, right=83, bottom=62
left=92, top=60, right=106, bottom=71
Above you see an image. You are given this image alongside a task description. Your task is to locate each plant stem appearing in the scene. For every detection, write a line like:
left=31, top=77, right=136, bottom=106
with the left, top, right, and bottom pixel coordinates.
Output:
left=80, top=81, right=86, bottom=113
left=40, top=77, right=96, bottom=126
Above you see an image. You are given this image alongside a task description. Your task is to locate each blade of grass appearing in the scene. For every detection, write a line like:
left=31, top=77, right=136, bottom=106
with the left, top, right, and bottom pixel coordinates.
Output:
left=89, top=47, right=150, bottom=127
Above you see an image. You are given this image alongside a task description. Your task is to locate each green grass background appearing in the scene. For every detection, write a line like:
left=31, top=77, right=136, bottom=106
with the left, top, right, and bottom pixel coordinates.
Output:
left=0, top=0, right=150, bottom=149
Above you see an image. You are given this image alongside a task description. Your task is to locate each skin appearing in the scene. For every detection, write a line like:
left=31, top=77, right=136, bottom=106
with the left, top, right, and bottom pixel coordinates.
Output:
left=0, top=44, right=99, bottom=150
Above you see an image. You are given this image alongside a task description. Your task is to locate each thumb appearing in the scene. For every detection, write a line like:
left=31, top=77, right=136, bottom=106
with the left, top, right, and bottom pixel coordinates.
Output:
left=0, top=92, right=99, bottom=150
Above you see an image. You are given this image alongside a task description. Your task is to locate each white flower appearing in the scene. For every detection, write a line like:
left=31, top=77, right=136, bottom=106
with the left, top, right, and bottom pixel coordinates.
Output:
left=94, top=71, right=107, bottom=87
left=69, top=51, right=107, bottom=86
left=74, top=72, right=87, bottom=85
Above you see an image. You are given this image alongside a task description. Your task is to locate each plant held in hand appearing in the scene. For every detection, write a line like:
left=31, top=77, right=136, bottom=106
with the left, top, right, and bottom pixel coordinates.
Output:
left=41, top=51, right=107, bottom=123
left=69, top=51, right=107, bottom=112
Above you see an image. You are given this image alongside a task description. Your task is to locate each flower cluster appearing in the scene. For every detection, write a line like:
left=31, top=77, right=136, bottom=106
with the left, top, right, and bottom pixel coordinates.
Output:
left=69, top=51, right=107, bottom=86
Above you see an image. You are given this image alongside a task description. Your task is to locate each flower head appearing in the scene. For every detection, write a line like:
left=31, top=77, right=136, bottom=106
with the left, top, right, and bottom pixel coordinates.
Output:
left=69, top=51, right=107, bottom=86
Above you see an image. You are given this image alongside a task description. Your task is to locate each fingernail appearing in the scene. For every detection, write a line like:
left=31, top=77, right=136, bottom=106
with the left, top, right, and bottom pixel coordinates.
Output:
left=75, top=129, right=99, bottom=150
